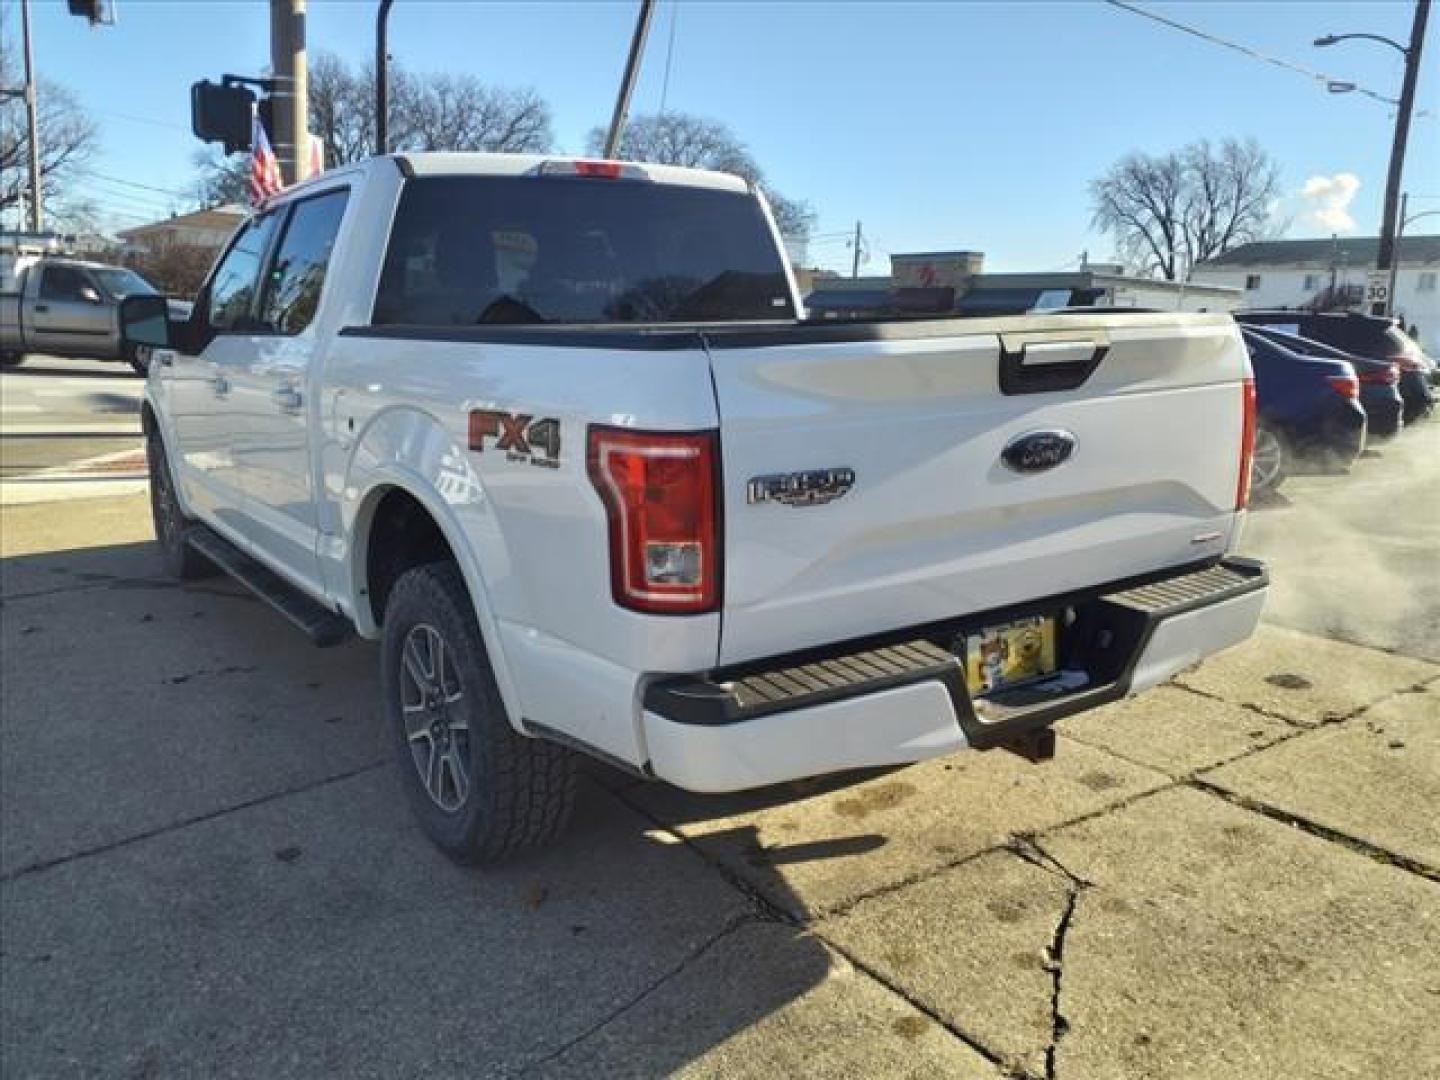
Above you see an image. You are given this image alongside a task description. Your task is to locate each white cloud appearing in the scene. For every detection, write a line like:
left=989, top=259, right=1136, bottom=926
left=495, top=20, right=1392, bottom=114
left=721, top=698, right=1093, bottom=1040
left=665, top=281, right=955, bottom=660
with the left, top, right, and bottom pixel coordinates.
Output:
left=1300, top=173, right=1361, bottom=232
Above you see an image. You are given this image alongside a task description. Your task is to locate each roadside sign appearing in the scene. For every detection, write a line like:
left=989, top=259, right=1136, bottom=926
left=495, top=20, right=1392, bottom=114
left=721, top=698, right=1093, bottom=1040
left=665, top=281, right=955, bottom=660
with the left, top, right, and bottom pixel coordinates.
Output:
left=1366, top=270, right=1391, bottom=306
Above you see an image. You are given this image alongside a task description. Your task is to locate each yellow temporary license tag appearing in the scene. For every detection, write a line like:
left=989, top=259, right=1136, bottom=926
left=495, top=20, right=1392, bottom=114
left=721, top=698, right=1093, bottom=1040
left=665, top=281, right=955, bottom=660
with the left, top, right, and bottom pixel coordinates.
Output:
left=964, top=615, right=1057, bottom=697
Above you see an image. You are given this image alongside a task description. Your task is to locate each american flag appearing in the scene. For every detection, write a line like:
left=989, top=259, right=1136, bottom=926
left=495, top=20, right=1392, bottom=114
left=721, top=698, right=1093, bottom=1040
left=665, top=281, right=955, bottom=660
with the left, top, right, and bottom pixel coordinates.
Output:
left=250, top=112, right=284, bottom=206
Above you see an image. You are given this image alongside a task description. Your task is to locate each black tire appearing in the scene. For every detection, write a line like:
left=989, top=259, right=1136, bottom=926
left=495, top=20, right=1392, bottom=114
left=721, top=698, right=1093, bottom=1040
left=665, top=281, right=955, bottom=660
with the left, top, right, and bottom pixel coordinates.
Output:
left=382, top=561, right=578, bottom=863
left=146, top=428, right=216, bottom=579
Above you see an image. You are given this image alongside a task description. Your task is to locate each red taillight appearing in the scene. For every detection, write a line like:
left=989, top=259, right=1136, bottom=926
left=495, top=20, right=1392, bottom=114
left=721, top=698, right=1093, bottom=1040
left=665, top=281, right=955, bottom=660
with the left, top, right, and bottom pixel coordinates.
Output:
left=573, top=160, right=625, bottom=179
left=1237, top=377, right=1256, bottom=510
left=1358, top=364, right=1400, bottom=385
left=1327, top=375, right=1360, bottom=399
left=587, top=426, right=720, bottom=614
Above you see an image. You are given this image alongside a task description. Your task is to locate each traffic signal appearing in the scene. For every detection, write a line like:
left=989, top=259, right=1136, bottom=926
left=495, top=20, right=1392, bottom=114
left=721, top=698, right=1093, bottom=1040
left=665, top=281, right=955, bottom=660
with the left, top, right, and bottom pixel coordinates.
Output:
left=66, top=0, right=115, bottom=25
left=191, top=80, right=255, bottom=156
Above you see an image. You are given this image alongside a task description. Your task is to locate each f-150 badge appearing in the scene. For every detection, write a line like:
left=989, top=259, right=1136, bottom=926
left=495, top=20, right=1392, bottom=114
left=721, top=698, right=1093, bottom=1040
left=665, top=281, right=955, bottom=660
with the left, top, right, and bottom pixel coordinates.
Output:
left=469, top=410, right=561, bottom=469
left=747, top=468, right=855, bottom=507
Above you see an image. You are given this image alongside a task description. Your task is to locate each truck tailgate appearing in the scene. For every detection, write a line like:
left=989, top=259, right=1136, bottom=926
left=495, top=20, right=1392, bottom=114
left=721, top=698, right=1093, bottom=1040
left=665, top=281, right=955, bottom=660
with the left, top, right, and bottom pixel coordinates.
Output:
left=705, top=313, right=1249, bottom=666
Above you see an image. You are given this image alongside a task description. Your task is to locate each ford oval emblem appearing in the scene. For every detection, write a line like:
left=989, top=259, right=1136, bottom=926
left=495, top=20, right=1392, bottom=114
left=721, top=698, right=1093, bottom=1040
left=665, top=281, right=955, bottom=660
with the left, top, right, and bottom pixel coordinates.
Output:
left=1001, top=429, right=1077, bottom=474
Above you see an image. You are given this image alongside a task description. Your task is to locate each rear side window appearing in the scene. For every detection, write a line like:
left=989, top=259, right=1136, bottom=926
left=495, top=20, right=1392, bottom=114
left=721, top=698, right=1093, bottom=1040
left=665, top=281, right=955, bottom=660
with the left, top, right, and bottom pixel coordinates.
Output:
left=39, top=265, right=90, bottom=301
left=372, top=175, right=794, bottom=326
left=258, top=189, right=349, bottom=335
left=207, top=213, right=280, bottom=331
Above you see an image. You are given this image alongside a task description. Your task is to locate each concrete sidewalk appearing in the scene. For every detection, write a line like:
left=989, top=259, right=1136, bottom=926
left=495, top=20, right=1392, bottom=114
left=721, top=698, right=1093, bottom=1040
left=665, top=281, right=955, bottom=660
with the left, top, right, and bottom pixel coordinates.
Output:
left=3, top=487, right=1437, bottom=1078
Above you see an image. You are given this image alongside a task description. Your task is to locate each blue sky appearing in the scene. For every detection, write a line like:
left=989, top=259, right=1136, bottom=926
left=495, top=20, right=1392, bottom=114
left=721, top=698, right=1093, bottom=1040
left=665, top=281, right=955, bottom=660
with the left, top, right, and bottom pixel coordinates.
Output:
left=12, top=0, right=1438, bottom=273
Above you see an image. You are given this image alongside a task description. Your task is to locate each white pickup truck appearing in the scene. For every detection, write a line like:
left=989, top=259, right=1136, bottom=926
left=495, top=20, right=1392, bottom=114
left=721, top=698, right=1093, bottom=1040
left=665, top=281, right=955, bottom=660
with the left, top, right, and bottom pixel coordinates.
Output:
left=121, top=153, right=1267, bottom=863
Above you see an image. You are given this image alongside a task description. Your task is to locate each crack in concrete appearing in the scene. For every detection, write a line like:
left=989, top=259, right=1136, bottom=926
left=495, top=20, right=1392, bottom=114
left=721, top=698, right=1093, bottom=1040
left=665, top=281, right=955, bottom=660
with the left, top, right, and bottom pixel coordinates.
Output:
left=1042, top=887, right=1082, bottom=1080
left=0, top=760, right=387, bottom=883
left=604, top=784, right=800, bottom=927
left=518, top=916, right=757, bottom=1076
left=1186, top=778, right=1440, bottom=885
left=816, top=932, right=1021, bottom=1078
left=1011, top=835, right=1093, bottom=890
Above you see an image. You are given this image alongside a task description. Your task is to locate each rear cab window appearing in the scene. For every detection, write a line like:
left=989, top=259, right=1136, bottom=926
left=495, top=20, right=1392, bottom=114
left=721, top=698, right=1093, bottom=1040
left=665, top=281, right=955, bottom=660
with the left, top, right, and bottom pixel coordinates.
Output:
left=372, top=174, right=795, bottom=326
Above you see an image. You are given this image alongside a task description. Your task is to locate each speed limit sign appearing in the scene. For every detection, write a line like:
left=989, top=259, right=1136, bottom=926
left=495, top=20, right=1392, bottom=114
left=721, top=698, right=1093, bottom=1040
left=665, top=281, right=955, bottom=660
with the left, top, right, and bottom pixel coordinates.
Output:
left=1367, top=270, right=1391, bottom=305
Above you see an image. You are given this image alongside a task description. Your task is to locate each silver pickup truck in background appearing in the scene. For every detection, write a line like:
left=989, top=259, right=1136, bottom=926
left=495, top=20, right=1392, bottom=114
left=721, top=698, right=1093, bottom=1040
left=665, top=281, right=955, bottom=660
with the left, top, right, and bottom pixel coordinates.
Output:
left=1, top=257, right=186, bottom=374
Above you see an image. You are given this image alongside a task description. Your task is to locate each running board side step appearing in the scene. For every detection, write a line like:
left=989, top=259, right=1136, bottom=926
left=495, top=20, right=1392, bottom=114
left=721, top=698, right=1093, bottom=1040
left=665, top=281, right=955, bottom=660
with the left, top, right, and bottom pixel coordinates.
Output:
left=185, top=526, right=352, bottom=647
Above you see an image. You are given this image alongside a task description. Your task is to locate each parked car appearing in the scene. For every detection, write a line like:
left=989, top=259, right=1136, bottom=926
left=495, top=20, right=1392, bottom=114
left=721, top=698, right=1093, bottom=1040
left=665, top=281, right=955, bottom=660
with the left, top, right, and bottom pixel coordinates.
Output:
left=1242, top=325, right=1405, bottom=438
left=1235, top=311, right=1434, bottom=423
left=1239, top=328, right=1367, bottom=494
left=120, top=153, right=1268, bottom=863
left=0, top=258, right=185, bottom=374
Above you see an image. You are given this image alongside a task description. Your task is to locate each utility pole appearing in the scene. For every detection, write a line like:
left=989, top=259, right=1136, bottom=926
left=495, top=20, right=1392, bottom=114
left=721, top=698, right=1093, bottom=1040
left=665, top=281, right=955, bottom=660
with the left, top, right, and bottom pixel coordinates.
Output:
left=850, top=221, right=863, bottom=279
left=20, top=0, right=43, bottom=231
left=1374, top=0, right=1430, bottom=315
left=603, top=0, right=655, bottom=159
left=1386, top=192, right=1409, bottom=316
left=269, top=0, right=310, bottom=185
left=376, top=0, right=395, bottom=154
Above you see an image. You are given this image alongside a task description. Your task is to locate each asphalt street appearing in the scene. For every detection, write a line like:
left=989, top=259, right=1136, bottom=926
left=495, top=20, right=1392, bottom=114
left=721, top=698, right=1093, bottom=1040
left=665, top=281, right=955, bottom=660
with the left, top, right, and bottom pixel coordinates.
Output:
left=0, top=354, right=144, bottom=480
left=0, top=368, right=1437, bottom=1078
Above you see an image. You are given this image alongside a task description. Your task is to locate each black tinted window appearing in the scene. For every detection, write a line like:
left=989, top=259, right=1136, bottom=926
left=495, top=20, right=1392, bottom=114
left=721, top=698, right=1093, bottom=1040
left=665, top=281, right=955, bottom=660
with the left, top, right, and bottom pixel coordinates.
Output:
left=258, top=189, right=349, bottom=335
left=207, top=213, right=280, bottom=331
left=40, top=265, right=90, bottom=301
left=373, top=175, right=794, bottom=326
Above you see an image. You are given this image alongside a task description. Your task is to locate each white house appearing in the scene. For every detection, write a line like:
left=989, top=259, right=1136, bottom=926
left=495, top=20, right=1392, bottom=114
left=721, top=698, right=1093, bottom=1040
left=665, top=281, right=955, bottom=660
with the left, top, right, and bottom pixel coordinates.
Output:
left=803, top=251, right=1241, bottom=319
left=1191, top=234, right=1440, bottom=353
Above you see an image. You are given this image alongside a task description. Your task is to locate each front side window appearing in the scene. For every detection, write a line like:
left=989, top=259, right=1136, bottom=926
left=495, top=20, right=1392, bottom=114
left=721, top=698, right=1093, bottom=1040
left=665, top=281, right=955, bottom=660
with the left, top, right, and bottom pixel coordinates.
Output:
left=39, top=265, right=91, bottom=301
left=372, top=175, right=794, bottom=326
left=207, top=213, right=280, bottom=331
left=258, top=189, right=349, bottom=335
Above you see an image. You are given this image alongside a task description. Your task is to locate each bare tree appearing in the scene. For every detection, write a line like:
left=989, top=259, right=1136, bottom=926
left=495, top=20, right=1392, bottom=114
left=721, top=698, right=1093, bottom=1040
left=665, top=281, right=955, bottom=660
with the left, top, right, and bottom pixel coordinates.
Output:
left=586, top=112, right=815, bottom=245
left=0, top=47, right=100, bottom=225
left=196, top=51, right=553, bottom=200
left=1091, top=137, right=1280, bottom=280
left=192, top=148, right=251, bottom=207
left=400, top=77, right=551, bottom=154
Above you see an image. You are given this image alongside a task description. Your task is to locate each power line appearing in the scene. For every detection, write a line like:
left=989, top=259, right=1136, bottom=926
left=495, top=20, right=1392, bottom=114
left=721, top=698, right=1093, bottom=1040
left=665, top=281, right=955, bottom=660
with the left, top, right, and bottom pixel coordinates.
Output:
left=78, top=170, right=194, bottom=199
left=1102, top=0, right=1400, bottom=107
left=95, top=109, right=191, bottom=133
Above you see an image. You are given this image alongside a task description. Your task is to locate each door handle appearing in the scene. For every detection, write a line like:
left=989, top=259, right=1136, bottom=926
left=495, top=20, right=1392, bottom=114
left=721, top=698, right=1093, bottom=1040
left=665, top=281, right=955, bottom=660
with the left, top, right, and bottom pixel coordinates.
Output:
left=273, top=386, right=303, bottom=412
left=212, top=374, right=230, bottom=396
left=33, top=304, right=48, bottom=313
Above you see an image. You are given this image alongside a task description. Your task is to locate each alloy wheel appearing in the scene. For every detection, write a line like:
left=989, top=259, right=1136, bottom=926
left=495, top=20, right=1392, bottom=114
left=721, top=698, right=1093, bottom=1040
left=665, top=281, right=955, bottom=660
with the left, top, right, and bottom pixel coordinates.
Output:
left=399, top=623, right=471, bottom=812
left=1251, top=428, right=1283, bottom=493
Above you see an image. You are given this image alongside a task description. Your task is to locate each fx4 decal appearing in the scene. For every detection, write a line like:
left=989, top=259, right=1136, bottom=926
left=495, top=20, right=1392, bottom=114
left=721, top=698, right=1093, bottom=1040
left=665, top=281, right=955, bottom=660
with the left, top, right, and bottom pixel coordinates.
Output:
left=469, top=411, right=562, bottom=469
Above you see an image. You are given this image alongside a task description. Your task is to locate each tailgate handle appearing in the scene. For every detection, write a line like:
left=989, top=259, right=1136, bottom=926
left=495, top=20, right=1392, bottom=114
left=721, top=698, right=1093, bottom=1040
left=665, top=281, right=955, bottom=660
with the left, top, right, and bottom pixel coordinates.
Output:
left=999, top=334, right=1108, bottom=395
left=1017, top=341, right=1098, bottom=366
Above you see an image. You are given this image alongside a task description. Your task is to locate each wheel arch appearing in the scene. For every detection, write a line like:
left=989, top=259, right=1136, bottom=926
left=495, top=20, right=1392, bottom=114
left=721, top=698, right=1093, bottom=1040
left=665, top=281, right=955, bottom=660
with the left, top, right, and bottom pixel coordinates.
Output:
left=349, top=473, right=528, bottom=733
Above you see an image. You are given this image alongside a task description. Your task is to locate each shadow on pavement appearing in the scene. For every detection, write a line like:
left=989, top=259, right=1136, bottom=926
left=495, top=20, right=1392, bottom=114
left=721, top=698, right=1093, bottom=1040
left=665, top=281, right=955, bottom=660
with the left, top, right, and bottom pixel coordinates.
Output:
left=1, top=536, right=840, bottom=1077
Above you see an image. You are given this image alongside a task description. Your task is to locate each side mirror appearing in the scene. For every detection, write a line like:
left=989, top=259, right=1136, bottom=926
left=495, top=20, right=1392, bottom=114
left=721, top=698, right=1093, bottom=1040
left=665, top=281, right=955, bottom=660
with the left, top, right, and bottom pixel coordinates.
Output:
left=80, top=286, right=102, bottom=304
left=118, top=294, right=172, bottom=351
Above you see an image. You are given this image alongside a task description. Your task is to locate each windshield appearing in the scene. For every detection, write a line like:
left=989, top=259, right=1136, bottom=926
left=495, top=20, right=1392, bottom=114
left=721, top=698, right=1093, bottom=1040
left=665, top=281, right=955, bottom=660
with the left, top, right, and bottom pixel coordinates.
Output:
left=372, top=175, right=795, bottom=326
left=91, top=267, right=158, bottom=299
